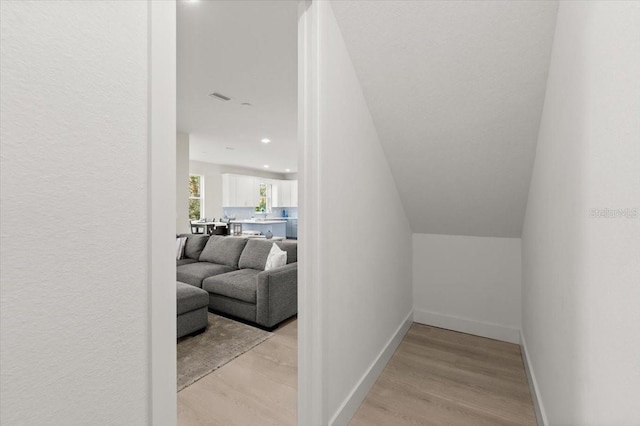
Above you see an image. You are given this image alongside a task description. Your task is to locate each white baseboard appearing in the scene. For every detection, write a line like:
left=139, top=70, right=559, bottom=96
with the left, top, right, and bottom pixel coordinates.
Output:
left=520, top=331, right=548, bottom=426
left=329, top=310, right=414, bottom=426
left=413, top=309, right=520, bottom=344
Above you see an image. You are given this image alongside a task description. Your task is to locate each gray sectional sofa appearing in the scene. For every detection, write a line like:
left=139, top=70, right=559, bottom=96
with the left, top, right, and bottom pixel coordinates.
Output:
left=177, top=234, right=298, bottom=330
left=176, top=282, right=208, bottom=338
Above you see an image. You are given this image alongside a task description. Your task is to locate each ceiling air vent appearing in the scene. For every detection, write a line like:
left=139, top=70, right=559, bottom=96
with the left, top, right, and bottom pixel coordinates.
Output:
left=209, top=92, right=231, bottom=101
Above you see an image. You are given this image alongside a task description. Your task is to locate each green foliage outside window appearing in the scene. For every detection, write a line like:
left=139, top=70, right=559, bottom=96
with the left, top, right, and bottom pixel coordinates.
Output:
left=189, top=199, right=201, bottom=220
left=255, top=183, right=268, bottom=212
left=189, top=175, right=203, bottom=220
left=189, top=176, right=201, bottom=197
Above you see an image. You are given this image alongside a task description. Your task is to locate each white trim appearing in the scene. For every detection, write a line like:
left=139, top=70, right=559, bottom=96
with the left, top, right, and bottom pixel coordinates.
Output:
left=298, top=1, right=325, bottom=425
left=329, top=311, right=414, bottom=426
left=413, top=308, right=520, bottom=344
left=188, top=174, right=205, bottom=219
left=520, top=331, right=548, bottom=426
left=148, top=1, right=177, bottom=425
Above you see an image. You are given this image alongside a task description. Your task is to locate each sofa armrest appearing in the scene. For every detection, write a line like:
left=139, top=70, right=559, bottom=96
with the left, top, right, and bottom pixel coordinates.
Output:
left=256, top=262, right=298, bottom=328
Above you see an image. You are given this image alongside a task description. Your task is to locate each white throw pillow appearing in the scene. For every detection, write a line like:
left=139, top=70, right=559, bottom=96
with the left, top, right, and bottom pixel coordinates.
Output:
left=265, top=243, right=287, bottom=271
left=176, top=237, right=187, bottom=260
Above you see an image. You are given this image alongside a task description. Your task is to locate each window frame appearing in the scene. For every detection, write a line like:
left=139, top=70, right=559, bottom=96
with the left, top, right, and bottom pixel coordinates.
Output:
left=257, top=181, right=272, bottom=214
left=188, top=174, right=205, bottom=220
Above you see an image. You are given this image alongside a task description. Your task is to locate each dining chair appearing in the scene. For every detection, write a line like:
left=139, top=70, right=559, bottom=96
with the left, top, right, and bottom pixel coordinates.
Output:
left=190, top=221, right=205, bottom=234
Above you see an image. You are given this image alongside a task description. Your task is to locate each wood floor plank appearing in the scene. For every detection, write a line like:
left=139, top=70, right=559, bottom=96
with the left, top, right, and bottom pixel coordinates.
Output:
left=350, top=375, right=522, bottom=426
left=389, top=347, right=533, bottom=404
left=349, top=323, right=536, bottom=426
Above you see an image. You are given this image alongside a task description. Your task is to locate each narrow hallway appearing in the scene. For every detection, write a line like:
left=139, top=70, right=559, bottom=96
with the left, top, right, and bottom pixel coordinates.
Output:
left=350, top=324, right=536, bottom=426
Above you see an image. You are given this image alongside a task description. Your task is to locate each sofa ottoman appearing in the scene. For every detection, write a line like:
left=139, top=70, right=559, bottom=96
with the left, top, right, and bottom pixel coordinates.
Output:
left=177, top=281, right=209, bottom=339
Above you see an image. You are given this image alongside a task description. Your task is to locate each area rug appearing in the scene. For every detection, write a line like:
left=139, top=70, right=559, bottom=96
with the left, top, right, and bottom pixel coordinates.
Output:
left=177, top=313, right=273, bottom=391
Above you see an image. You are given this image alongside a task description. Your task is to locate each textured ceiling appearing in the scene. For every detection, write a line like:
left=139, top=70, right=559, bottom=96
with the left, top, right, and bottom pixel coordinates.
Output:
left=178, top=1, right=297, bottom=173
left=331, top=1, right=558, bottom=237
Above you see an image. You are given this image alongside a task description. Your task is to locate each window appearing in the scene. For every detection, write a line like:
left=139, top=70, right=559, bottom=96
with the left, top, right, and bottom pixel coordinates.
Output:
left=189, top=175, right=204, bottom=220
left=256, top=182, right=272, bottom=213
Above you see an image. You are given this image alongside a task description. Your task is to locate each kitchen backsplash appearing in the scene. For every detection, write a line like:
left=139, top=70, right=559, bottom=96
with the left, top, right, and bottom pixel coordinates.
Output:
left=222, top=207, right=298, bottom=220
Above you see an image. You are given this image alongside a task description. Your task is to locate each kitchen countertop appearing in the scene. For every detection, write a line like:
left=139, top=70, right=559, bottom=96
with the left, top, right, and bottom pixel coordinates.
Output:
left=230, top=219, right=287, bottom=224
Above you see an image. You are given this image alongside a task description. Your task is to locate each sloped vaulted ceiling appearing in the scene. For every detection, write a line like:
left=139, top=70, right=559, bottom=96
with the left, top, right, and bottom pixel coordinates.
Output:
left=331, top=1, right=558, bottom=237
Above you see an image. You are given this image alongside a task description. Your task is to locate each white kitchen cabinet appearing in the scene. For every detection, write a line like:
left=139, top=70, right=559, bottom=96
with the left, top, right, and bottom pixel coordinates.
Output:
left=222, top=174, right=260, bottom=207
left=274, top=180, right=291, bottom=207
left=224, top=174, right=297, bottom=208
left=273, top=180, right=298, bottom=207
left=290, top=180, right=298, bottom=207
left=238, top=175, right=260, bottom=207
left=222, top=174, right=236, bottom=207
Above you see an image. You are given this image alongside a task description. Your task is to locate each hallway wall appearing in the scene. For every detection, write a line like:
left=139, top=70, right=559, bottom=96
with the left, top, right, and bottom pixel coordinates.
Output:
left=413, top=233, right=522, bottom=343
left=1, top=2, right=155, bottom=424
left=521, top=2, right=640, bottom=424
left=314, top=3, right=414, bottom=424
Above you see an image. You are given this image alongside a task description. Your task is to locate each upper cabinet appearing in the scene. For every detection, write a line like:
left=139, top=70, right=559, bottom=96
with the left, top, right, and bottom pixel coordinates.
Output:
left=237, top=175, right=260, bottom=207
left=222, top=174, right=260, bottom=207
left=221, top=174, right=235, bottom=207
left=290, top=180, right=298, bottom=207
left=223, top=173, right=297, bottom=208
left=274, top=180, right=291, bottom=207
left=273, top=179, right=298, bottom=207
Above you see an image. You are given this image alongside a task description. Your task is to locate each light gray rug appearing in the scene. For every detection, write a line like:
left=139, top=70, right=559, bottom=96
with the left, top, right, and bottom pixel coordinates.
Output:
left=177, top=313, right=273, bottom=391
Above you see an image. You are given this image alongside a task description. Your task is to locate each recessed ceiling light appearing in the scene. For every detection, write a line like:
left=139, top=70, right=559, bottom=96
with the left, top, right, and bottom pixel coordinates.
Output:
left=285, top=169, right=291, bottom=172
left=261, top=138, right=271, bottom=144
left=225, top=147, right=235, bottom=150
left=263, top=165, right=270, bottom=168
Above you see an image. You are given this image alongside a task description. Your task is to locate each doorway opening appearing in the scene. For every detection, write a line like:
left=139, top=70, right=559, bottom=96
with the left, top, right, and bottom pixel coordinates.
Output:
left=175, top=1, right=299, bottom=424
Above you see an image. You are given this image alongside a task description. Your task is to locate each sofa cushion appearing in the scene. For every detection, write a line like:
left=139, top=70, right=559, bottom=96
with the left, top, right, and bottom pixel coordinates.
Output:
left=238, top=239, right=298, bottom=271
left=202, top=269, right=261, bottom=304
left=178, top=234, right=209, bottom=260
left=176, top=281, right=209, bottom=315
left=177, top=262, right=235, bottom=287
left=265, top=243, right=287, bottom=271
left=199, top=236, right=248, bottom=268
left=280, top=241, right=297, bottom=264
left=176, top=237, right=187, bottom=260
left=177, top=258, right=198, bottom=266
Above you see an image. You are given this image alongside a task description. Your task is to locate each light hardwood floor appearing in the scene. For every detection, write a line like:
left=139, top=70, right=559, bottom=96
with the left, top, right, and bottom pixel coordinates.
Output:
left=178, top=318, right=297, bottom=426
left=349, top=323, right=536, bottom=426
left=177, top=320, right=535, bottom=426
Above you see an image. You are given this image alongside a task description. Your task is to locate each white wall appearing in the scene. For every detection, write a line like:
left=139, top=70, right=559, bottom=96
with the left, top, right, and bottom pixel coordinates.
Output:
left=413, top=234, right=522, bottom=343
left=317, top=3, right=414, bottom=424
left=189, top=161, right=223, bottom=220
left=522, top=2, right=640, bottom=425
left=189, top=160, right=288, bottom=220
left=0, top=1, right=153, bottom=424
left=177, top=132, right=190, bottom=233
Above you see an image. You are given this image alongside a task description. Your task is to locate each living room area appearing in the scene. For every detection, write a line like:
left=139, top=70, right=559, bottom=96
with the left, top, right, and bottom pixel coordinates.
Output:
left=173, top=1, right=299, bottom=424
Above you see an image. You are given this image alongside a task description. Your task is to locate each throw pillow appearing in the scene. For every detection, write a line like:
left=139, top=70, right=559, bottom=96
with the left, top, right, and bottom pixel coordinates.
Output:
left=265, top=243, right=287, bottom=271
left=176, top=237, right=187, bottom=260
